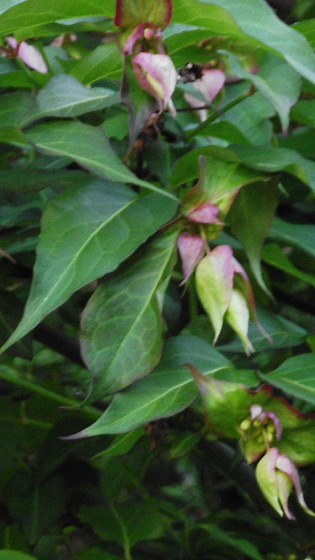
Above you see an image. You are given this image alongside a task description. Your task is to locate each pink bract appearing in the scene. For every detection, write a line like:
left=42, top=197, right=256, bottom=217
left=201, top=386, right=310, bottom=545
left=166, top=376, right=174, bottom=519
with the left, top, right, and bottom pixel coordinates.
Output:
left=132, top=52, right=177, bottom=114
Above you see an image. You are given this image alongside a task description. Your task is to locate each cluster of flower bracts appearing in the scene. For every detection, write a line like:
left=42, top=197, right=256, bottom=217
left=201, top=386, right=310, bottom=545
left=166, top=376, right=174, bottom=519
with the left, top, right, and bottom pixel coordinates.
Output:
left=190, top=365, right=315, bottom=520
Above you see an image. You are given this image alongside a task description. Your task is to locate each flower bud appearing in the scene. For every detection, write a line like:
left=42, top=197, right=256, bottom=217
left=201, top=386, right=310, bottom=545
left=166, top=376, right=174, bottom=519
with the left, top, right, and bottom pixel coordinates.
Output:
left=256, top=448, right=315, bottom=520
left=177, top=233, right=204, bottom=284
left=132, top=52, right=177, bottom=114
left=5, top=37, right=48, bottom=73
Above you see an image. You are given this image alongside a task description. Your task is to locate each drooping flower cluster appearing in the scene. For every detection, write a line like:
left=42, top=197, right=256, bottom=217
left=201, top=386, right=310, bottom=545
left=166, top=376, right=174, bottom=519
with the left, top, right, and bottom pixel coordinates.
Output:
left=190, top=365, right=315, bottom=520
left=177, top=155, right=266, bottom=354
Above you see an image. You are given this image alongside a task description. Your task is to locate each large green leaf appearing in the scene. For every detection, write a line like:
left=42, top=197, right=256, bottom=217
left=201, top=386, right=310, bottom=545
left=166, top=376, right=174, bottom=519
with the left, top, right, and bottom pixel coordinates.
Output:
left=25, top=121, right=177, bottom=199
left=0, top=91, right=38, bottom=127
left=0, top=553, right=37, bottom=560
left=71, top=336, right=258, bottom=436
left=170, top=150, right=265, bottom=192
left=226, top=52, right=301, bottom=131
left=261, top=353, right=315, bottom=406
left=291, top=99, right=315, bottom=128
left=0, top=180, right=177, bottom=352
left=232, top=145, right=315, bottom=194
left=0, top=0, right=26, bottom=15
left=37, top=75, right=119, bottom=117
left=171, top=145, right=315, bottom=195
left=215, top=93, right=274, bottom=146
left=262, top=243, right=315, bottom=289
left=71, top=44, right=123, bottom=85
left=0, top=0, right=116, bottom=34
left=173, top=0, right=315, bottom=84
left=269, top=218, right=315, bottom=258
left=81, top=230, right=178, bottom=396
left=79, top=499, right=164, bottom=548
left=218, top=307, right=307, bottom=353
left=229, top=181, right=278, bottom=293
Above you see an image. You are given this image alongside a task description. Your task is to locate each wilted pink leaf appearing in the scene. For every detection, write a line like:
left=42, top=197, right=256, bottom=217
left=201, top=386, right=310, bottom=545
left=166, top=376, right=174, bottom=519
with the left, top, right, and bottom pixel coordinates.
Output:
left=132, top=52, right=177, bottom=114
left=188, top=202, right=223, bottom=224
left=6, top=37, right=48, bottom=73
left=178, top=233, right=204, bottom=284
left=185, top=69, right=225, bottom=121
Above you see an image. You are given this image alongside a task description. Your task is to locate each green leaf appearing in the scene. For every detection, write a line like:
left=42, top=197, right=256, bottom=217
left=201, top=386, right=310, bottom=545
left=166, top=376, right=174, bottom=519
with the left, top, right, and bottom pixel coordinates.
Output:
left=229, top=181, right=278, bottom=293
left=0, top=91, right=38, bottom=127
left=0, top=180, right=177, bottom=352
left=79, top=499, right=164, bottom=548
left=218, top=307, right=307, bottom=353
left=92, top=428, right=145, bottom=460
left=173, top=0, right=315, bottom=84
left=269, top=217, right=315, bottom=258
left=71, top=44, right=122, bottom=85
left=0, top=553, right=37, bottom=560
left=25, top=121, right=178, bottom=199
left=171, top=145, right=315, bottom=195
left=37, top=75, right=119, bottom=118
left=226, top=52, right=301, bottom=131
left=81, top=230, right=178, bottom=395
left=216, top=93, right=274, bottom=146
left=232, top=145, right=315, bottom=194
left=0, top=126, right=27, bottom=146
left=262, top=243, right=315, bottom=289
left=291, top=99, right=315, bottom=128
left=71, top=335, right=258, bottom=436
left=0, top=0, right=26, bottom=15
left=171, top=150, right=265, bottom=193
left=0, top=0, right=116, bottom=35
left=261, top=353, right=315, bottom=406
left=199, top=523, right=264, bottom=560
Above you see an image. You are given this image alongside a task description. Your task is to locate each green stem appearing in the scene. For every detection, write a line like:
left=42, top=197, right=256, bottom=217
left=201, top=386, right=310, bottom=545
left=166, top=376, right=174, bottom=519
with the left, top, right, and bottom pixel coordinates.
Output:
left=110, top=503, right=133, bottom=560
left=189, top=281, right=199, bottom=333
left=0, top=366, right=101, bottom=421
left=186, top=87, right=255, bottom=139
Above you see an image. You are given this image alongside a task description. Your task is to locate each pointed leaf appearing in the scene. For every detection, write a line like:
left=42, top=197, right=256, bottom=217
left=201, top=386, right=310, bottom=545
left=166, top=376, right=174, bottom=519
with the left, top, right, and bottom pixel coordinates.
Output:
left=171, top=150, right=266, bottom=190
left=70, top=335, right=258, bottom=436
left=262, top=243, right=315, bottom=289
left=0, top=0, right=116, bottom=35
left=71, top=44, right=122, bottom=85
left=173, top=0, right=315, bottom=84
left=261, top=354, right=315, bottom=406
left=81, top=230, right=178, bottom=395
left=219, top=307, right=307, bottom=353
left=25, top=121, right=178, bottom=200
left=230, top=181, right=278, bottom=293
left=37, top=75, right=119, bottom=118
left=1, top=180, right=177, bottom=352
left=269, top=218, right=315, bottom=258
left=171, top=145, right=315, bottom=195
left=226, top=52, right=301, bottom=131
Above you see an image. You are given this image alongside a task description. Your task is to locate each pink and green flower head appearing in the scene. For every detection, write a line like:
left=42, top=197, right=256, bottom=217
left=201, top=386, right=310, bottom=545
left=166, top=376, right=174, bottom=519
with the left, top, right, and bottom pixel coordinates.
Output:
left=195, top=245, right=257, bottom=353
left=132, top=52, right=177, bottom=115
left=115, top=0, right=172, bottom=54
left=256, top=448, right=315, bottom=520
left=240, top=404, right=282, bottom=463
